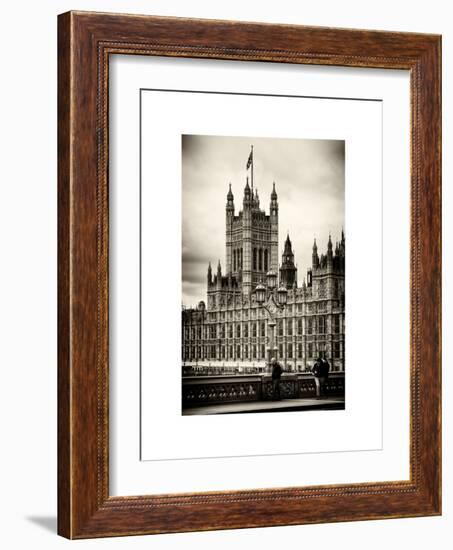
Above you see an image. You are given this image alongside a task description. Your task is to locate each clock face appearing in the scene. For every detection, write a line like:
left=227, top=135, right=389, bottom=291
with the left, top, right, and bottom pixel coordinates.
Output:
left=267, top=298, right=278, bottom=315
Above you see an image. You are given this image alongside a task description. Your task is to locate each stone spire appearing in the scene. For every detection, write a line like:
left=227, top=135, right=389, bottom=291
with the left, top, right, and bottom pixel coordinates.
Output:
left=243, top=177, right=252, bottom=208
left=227, top=182, right=233, bottom=201
left=271, top=181, right=277, bottom=200
left=217, top=260, right=222, bottom=288
left=327, top=234, right=333, bottom=268
left=312, top=238, right=319, bottom=269
left=279, top=233, right=297, bottom=289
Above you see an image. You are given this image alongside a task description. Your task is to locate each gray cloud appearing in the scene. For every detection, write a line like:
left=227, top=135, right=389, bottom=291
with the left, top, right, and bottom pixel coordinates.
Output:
left=182, top=135, right=344, bottom=307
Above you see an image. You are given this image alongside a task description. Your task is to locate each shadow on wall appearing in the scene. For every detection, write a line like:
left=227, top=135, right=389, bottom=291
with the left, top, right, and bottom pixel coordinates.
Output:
left=26, top=516, right=57, bottom=534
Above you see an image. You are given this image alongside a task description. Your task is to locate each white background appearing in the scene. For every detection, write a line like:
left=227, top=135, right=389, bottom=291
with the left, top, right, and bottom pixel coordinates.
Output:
left=0, top=0, right=450, bottom=548
left=141, top=90, right=385, bottom=463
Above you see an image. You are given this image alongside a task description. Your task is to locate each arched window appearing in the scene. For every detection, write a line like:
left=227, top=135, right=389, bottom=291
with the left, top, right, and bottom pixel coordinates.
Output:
left=287, top=319, right=293, bottom=336
left=253, top=248, right=257, bottom=270
left=264, top=249, right=268, bottom=272
left=334, top=341, right=341, bottom=358
left=233, top=250, right=236, bottom=271
left=258, top=249, right=263, bottom=271
left=298, top=343, right=303, bottom=358
left=334, top=314, right=340, bottom=334
left=240, top=248, right=243, bottom=269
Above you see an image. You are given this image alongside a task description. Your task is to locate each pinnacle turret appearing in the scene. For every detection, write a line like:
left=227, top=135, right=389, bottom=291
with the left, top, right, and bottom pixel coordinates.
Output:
left=243, top=177, right=252, bottom=209
left=327, top=234, right=333, bottom=268
left=271, top=182, right=278, bottom=200
left=284, top=233, right=292, bottom=254
left=328, top=233, right=333, bottom=251
left=280, top=232, right=297, bottom=289
left=227, top=183, right=233, bottom=201
left=254, top=188, right=260, bottom=209
left=312, top=238, right=319, bottom=269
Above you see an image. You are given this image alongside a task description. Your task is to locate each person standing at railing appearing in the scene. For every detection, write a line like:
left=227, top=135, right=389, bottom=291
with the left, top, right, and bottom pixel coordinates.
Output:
left=312, top=354, right=330, bottom=398
left=271, top=357, right=283, bottom=400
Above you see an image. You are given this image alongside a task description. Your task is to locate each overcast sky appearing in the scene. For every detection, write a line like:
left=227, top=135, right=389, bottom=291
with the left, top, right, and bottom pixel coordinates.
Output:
left=182, top=135, right=344, bottom=307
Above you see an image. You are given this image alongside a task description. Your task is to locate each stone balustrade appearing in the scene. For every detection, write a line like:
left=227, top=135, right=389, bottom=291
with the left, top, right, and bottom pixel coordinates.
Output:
left=182, top=372, right=345, bottom=407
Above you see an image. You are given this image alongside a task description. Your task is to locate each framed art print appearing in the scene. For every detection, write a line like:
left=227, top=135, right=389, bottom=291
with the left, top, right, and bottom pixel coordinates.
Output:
left=58, top=11, right=441, bottom=538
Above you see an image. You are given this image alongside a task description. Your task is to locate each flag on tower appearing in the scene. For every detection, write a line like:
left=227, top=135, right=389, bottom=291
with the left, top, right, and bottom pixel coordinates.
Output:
left=246, top=147, right=253, bottom=170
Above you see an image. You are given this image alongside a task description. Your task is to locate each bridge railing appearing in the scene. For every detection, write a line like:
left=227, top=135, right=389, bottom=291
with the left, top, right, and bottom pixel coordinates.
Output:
left=182, top=372, right=345, bottom=408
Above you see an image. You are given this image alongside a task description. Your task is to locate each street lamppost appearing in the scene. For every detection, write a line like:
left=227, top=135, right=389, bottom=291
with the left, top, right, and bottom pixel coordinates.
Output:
left=254, top=270, right=288, bottom=371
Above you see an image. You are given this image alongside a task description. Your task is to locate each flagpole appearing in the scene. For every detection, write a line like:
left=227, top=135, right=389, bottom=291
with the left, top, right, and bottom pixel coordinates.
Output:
left=251, top=145, right=254, bottom=194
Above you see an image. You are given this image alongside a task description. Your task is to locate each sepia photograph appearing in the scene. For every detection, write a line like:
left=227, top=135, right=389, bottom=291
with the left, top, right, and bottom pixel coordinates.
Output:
left=181, top=135, right=345, bottom=415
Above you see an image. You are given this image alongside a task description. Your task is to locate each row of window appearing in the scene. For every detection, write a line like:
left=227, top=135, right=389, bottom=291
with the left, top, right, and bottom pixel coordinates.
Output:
left=182, top=341, right=343, bottom=361
left=203, top=299, right=343, bottom=321
left=232, top=248, right=272, bottom=273
left=233, top=248, right=243, bottom=271
left=208, top=292, right=344, bottom=310
left=184, top=315, right=343, bottom=340
left=252, top=248, right=269, bottom=272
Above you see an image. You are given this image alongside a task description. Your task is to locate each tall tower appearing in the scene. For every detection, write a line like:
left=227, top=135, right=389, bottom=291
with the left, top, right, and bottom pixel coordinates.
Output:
left=279, top=234, right=297, bottom=289
left=270, top=182, right=279, bottom=274
left=225, top=183, right=234, bottom=274
left=221, top=152, right=280, bottom=297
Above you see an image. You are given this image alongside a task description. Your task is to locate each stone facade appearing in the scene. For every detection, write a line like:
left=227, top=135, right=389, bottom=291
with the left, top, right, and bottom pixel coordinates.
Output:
left=182, top=181, right=345, bottom=373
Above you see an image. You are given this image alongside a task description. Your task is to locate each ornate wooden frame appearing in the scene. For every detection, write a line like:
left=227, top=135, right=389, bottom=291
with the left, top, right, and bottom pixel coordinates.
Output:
left=58, top=11, right=441, bottom=538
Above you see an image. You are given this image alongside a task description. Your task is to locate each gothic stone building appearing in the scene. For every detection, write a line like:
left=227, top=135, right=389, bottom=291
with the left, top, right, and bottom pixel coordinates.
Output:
left=182, top=180, right=345, bottom=373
